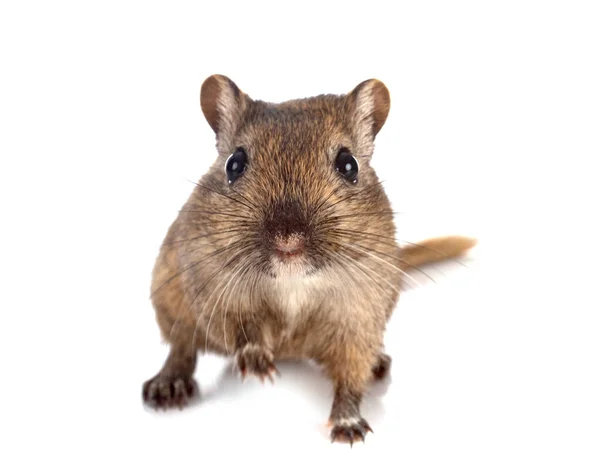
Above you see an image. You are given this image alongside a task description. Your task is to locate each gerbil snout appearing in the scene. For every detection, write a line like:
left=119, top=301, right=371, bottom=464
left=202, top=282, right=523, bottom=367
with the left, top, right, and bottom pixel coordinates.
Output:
left=274, top=234, right=305, bottom=258
left=264, top=199, right=308, bottom=237
left=269, top=233, right=309, bottom=276
left=264, top=200, right=312, bottom=275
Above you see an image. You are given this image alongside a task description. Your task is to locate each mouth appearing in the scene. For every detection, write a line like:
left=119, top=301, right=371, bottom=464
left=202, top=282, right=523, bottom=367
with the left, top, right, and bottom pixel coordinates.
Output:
left=270, top=252, right=310, bottom=277
left=269, top=234, right=313, bottom=277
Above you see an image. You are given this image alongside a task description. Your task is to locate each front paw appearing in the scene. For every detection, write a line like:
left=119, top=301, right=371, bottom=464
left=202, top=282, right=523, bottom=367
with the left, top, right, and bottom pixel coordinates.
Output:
left=329, top=416, right=373, bottom=445
left=236, top=344, right=278, bottom=383
left=142, top=374, right=197, bottom=410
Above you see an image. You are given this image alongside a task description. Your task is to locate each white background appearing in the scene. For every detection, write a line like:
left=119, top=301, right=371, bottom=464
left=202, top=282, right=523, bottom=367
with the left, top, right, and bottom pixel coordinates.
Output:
left=1, top=1, right=599, bottom=470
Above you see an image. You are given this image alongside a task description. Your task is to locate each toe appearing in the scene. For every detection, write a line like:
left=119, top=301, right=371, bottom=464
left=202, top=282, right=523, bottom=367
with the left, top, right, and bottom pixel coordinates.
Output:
left=142, top=375, right=197, bottom=410
left=330, top=418, right=373, bottom=445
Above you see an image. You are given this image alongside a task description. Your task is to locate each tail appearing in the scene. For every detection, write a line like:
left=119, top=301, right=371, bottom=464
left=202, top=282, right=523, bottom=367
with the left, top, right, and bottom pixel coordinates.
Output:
left=399, top=235, right=477, bottom=270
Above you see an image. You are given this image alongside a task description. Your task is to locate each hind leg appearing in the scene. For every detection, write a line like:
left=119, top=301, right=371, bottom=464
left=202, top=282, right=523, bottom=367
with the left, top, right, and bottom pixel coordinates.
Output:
left=320, top=339, right=380, bottom=445
left=371, top=352, right=392, bottom=380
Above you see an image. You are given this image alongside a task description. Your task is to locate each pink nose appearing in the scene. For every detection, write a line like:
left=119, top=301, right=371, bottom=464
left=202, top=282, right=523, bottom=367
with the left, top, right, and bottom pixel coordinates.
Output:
left=274, top=236, right=305, bottom=257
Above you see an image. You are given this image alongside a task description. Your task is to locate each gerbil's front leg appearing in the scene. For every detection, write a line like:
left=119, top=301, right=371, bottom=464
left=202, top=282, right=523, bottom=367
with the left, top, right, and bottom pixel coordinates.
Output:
left=321, top=342, right=379, bottom=445
left=235, top=320, right=278, bottom=383
left=142, top=342, right=198, bottom=409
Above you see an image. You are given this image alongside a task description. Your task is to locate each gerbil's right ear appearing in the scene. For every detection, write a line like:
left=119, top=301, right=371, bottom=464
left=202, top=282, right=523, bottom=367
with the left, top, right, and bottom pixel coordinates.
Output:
left=346, top=79, right=391, bottom=157
left=200, top=74, right=249, bottom=155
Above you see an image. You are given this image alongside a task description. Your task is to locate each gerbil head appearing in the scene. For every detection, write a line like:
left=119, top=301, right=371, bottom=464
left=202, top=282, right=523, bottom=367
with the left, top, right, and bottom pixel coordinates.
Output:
left=193, top=74, right=395, bottom=278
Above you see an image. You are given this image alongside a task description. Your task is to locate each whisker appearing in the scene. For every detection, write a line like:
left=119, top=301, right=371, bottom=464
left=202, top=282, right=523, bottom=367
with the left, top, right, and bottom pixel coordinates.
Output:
left=335, top=248, right=403, bottom=293
left=327, top=229, right=404, bottom=252
left=336, top=241, right=422, bottom=288
left=247, top=266, right=261, bottom=336
left=222, top=261, right=254, bottom=356
left=187, top=179, right=255, bottom=212
left=178, top=209, right=253, bottom=220
left=333, top=250, right=403, bottom=301
left=327, top=230, right=437, bottom=283
left=328, top=228, right=469, bottom=268
left=326, top=251, right=363, bottom=292
left=202, top=260, right=249, bottom=354
left=194, top=262, right=236, bottom=354
left=206, top=175, right=258, bottom=211
left=185, top=244, right=253, bottom=323
left=186, top=245, right=250, bottom=351
left=318, top=180, right=385, bottom=214
left=150, top=239, right=247, bottom=298
left=161, top=229, right=246, bottom=247
left=167, top=237, right=240, bottom=341
left=176, top=218, right=253, bottom=228
left=313, top=185, right=343, bottom=214
left=327, top=228, right=399, bottom=243
left=318, top=210, right=398, bottom=225
left=329, top=229, right=441, bottom=283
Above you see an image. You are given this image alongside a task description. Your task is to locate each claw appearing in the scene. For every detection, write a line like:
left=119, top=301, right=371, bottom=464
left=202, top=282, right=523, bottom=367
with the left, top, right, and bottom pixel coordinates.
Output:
left=266, top=370, right=275, bottom=384
left=329, top=418, right=372, bottom=445
left=362, top=419, right=373, bottom=434
left=235, top=345, right=278, bottom=384
left=270, top=367, right=281, bottom=379
left=142, top=375, right=198, bottom=410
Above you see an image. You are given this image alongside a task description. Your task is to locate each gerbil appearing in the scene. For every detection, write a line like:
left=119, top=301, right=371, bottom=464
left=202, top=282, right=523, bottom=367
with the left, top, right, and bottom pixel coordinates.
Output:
left=142, top=75, right=476, bottom=445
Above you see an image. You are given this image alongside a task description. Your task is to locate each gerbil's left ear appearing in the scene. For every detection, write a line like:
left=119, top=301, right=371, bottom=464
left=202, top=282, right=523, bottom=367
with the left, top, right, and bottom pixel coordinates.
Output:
left=200, top=74, right=250, bottom=155
left=346, top=79, right=390, bottom=155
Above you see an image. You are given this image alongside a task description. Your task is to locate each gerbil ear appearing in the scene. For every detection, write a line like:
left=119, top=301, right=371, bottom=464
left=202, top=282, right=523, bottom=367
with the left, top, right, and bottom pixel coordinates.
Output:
left=200, top=74, right=249, bottom=155
left=346, top=79, right=390, bottom=156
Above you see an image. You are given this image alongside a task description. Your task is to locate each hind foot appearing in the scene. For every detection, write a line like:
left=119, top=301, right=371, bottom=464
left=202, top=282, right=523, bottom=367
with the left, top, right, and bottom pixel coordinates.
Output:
left=330, top=416, right=373, bottom=445
left=372, top=353, right=391, bottom=380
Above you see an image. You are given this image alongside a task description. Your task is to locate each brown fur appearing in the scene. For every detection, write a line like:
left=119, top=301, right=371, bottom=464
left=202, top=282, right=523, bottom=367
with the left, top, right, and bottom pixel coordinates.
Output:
left=399, top=236, right=477, bottom=269
left=142, top=75, right=476, bottom=444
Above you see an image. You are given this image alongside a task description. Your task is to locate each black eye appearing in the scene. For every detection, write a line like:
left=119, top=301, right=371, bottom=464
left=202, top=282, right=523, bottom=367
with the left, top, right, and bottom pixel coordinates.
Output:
left=225, top=148, right=248, bottom=184
left=335, top=149, right=359, bottom=183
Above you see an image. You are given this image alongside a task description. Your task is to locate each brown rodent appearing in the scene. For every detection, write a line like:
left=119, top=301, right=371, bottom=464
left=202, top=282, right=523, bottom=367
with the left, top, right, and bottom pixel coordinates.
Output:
left=142, top=74, right=476, bottom=445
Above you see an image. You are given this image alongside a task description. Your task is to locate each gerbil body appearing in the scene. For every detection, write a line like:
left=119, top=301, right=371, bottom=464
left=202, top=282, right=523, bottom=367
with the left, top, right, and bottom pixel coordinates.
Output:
left=143, top=75, right=476, bottom=444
